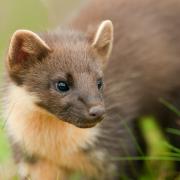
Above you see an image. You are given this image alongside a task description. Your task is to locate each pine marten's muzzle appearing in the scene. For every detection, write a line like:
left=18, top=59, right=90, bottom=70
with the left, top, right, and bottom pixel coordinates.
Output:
left=89, top=105, right=105, bottom=119
left=79, top=105, right=105, bottom=128
left=75, top=93, right=105, bottom=128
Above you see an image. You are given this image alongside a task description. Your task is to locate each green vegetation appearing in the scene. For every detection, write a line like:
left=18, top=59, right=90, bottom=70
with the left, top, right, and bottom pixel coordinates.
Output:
left=140, top=117, right=177, bottom=179
left=0, top=122, right=11, bottom=163
left=0, top=0, right=179, bottom=179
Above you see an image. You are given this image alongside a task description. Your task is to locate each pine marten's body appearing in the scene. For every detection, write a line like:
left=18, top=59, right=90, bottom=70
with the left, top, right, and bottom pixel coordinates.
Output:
left=3, top=0, right=180, bottom=179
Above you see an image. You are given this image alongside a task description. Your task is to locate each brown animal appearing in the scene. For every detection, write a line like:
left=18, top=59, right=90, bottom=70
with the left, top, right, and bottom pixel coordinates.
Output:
left=3, top=0, right=180, bottom=179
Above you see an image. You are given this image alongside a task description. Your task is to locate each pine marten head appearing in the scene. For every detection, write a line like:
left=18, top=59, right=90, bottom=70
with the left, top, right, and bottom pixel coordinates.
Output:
left=6, top=20, right=113, bottom=128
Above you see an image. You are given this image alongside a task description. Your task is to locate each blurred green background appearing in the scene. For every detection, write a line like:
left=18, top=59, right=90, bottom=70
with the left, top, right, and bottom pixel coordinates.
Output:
left=0, top=0, right=179, bottom=179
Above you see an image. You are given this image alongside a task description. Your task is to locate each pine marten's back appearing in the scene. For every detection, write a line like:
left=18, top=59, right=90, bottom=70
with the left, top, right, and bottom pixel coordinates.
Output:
left=72, top=0, right=180, bottom=106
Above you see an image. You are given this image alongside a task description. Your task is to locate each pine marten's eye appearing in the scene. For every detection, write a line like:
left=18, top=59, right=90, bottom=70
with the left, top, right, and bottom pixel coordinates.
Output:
left=56, top=81, right=70, bottom=92
left=97, top=79, right=103, bottom=90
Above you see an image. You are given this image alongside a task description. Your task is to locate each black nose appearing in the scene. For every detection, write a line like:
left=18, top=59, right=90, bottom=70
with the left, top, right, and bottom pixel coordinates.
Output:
left=89, top=105, right=105, bottom=119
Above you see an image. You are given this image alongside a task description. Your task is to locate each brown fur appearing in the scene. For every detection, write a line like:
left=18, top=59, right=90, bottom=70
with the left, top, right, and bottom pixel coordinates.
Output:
left=4, top=21, right=116, bottom=179
left=70, top=0, right=180, bottom=137
left=3, top=0, right=180, bottom=179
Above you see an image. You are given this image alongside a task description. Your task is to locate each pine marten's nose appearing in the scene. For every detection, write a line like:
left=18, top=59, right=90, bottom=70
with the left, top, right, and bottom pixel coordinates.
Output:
left=89, top=105, right=105, bottom=119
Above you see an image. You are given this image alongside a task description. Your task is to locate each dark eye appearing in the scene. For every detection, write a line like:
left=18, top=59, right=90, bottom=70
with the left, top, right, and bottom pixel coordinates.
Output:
left=97, top=79, right=103, bottom=90
left=56, top=81, right=70, bottom=92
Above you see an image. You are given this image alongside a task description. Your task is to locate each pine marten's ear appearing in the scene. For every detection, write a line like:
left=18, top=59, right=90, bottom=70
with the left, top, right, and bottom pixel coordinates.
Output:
left=7, top=30, right=51, bottom=69
left=92, top=20, right=113, bottom=61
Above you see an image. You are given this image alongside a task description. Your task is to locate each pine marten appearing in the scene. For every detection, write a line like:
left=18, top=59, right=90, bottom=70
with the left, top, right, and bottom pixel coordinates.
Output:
left=3, top=0, right=180, bottom=179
